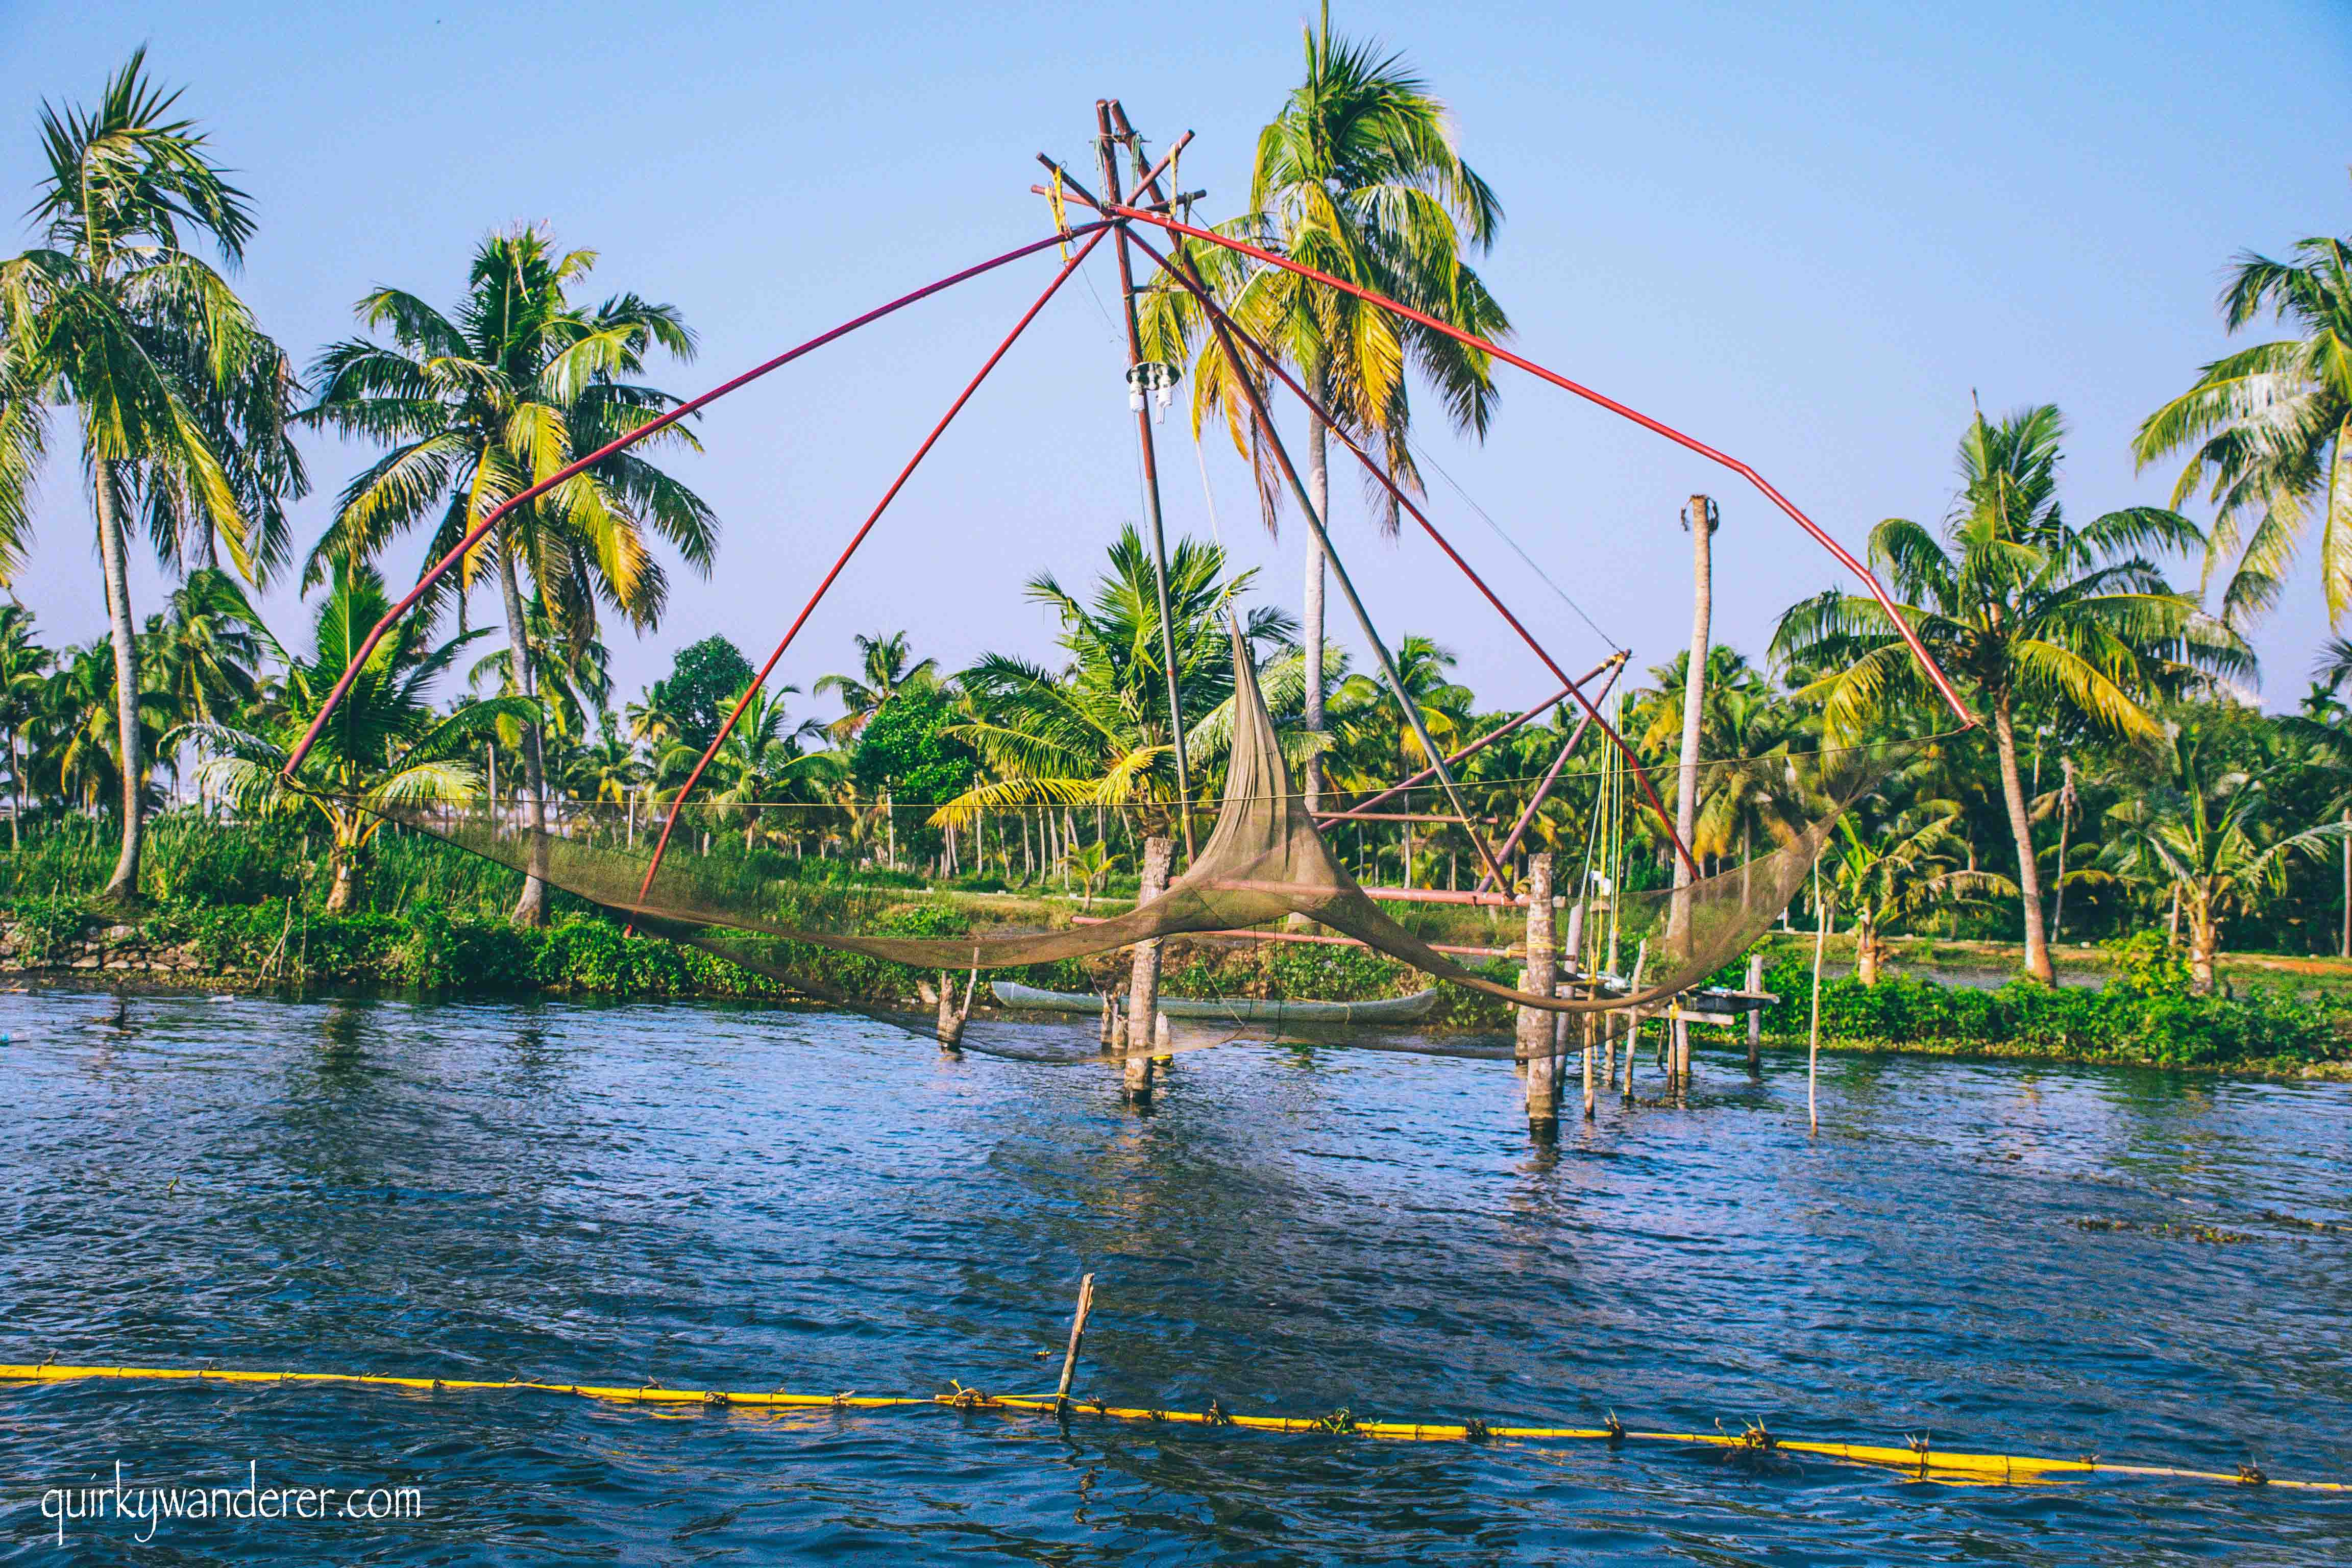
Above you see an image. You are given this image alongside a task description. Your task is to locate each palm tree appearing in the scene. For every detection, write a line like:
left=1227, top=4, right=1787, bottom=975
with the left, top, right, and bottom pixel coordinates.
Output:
left=29, top=638, right=169, bottom=815
left=813, top=631, right=940, bottom=744
left=2132, top=215, right=2352, bottom=626
left=1142, top=4, right=1506, bottom=806
left=1327, top=633, right=1472, bottom=786
left=1773, top=404, right=2250, bottom=983
left=143, top=568, right=272, bottom=727
left=0, top=606, right=50, bottom=844
left=469, top=594, right=614, bottom=761
left=1827, top=803, right=2016, bottom=984
left=1628, top=646, right=1810, bottom=872
left=190, top=561, right=526, bottom=913
left=0, top=49, right=305, bottom=901
left=565, top=716, right=645, bottom=812
left=301, top=224, right=715, bottom=923
left=936, top=528, right=1290, bottom=828
left=2097, top=721, right=2347, bottom=992
left=658, top=681, right=832, bottom=851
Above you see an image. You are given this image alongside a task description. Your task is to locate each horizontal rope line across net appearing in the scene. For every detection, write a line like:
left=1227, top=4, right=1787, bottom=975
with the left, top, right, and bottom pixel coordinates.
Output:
left=2, top=1364, right=2328, bottom=1490
left=488, top=732, right=1974, bottom=813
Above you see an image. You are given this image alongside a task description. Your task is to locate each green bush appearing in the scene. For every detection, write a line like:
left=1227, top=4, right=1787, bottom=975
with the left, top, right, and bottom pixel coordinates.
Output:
left=1748, top=945, right=2344, bottom=1068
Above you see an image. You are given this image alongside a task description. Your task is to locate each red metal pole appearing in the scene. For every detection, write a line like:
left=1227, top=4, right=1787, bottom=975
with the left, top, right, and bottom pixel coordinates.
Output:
left=281, top=220, right=1112, bottom=783
left=630, top=224, right=1113, bottom=908
left=1315, top=666, right=1599, bottom=823
left=1117, top=222, right=1699, bottom=877
left=1477, top=658, right=1625, bottom=891
left=1100, top=198, right=1979, bottom=732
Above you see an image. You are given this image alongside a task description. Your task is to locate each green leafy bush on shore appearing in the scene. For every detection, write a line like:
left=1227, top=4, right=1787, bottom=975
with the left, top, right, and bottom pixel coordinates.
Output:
left=1731, top=930, right=2344, bottom=1068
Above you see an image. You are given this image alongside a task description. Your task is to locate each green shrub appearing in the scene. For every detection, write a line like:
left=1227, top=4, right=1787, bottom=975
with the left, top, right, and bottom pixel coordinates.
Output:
left=11, top=896, right=87, bottom=962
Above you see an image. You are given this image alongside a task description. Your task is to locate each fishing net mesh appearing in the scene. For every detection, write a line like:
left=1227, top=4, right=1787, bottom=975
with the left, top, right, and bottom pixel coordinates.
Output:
left=376, top=633, right=1901, bottom=1061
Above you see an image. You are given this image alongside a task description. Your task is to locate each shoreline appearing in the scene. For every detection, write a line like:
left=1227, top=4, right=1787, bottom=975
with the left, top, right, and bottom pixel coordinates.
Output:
left=7, top=962, right=2346, bottom=1085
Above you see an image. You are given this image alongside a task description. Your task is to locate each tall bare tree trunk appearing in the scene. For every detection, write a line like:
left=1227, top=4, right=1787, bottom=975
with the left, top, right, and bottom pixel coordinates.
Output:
left=497, top=538, right=551, bottom=926
left=2187, top=894, right=2218, bottom=994
left=2050, top=755, right=2074, bottom=944
left=94, top=471, right=144, bottom=903
left=2340, top=810, right=2348, bottom=960
left=1991, top=699, right=2053, bottom=984
left=1302, top=386, right=1330, bottom=812
left=1667, top=496, right=1713, bottom=953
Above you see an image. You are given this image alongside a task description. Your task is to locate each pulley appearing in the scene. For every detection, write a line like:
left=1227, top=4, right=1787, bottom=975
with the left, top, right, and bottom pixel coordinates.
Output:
left=1126, top=361, right=1180, bottom=422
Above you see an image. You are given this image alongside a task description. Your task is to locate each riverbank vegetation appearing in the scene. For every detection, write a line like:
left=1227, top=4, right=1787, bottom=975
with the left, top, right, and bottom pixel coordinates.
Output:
left=3, top=45, right=2350, bottom=1076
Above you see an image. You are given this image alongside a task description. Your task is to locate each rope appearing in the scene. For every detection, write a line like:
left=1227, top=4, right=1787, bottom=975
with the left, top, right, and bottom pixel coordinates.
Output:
left=1404, top=432, right=1618, bottom=652
left=3, top=1363, right=2330, bottom=1490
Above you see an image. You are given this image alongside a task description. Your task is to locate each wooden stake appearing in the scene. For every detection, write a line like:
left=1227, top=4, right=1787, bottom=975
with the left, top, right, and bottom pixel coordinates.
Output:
left=1581, top=1010, right=1596, bottom=1120
left=1809, top=858, right=1827, bottom=1136
left=1055, top=1272, right=1096, bottom=1403
left=1124, top=837, right=1174, bottom=1101
left=1622, top=942, right=1648, bottom=1100
left=1745, top=952, right=1765, bottom=1076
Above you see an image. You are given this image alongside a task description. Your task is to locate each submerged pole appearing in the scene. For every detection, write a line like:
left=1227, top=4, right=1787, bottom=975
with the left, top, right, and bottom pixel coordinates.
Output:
left=1517, top=853, right=1558, bottom=1128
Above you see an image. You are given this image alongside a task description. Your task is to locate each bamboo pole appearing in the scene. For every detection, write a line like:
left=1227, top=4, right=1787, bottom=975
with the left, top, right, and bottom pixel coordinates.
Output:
left=1810, top=857, right=1828, bottom=1137
left=1055, top=1273, right=1096, bottom=1404
left=1621, top=942, right=1648, bottom=1101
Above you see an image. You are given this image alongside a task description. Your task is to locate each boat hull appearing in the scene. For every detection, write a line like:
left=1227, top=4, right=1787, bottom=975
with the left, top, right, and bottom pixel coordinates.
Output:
left=990, top=981, right=1441, bottom=1025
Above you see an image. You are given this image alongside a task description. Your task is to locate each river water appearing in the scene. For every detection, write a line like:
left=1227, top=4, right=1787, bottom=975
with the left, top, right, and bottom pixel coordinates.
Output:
left=3, top=987, right=2347, bottom=1564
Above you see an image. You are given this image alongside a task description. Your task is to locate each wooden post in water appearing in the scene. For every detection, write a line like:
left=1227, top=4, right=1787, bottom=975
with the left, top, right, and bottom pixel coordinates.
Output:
left=1581, top=1010, right=1597, bottom=1119
left=1621, top=941, right=1648, bottom=1101
left=936, top=950, right=979, bottom=1051
left=1516, top=853, right=1558, bottom=1127
left=1123, top=836, right=1174, bottom=1102
left=1809, top=856, right=1827, bottom=1136
left=1745, top=952, right=1765, bottom=1075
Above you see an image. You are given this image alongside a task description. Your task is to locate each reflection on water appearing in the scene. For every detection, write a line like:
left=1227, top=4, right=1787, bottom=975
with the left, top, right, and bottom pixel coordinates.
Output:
left=3, top=987, right=2349, bottom=1564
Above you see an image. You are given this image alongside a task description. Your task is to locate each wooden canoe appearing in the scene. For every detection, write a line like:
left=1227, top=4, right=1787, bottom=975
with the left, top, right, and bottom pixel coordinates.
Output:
left=990, top=981, right=1442, bottom=1025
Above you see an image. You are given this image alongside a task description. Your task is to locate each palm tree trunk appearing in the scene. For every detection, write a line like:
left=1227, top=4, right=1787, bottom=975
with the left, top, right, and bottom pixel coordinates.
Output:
left=2050, top=789, right=2071, bottom=944
left=1668, top=497, right=1711, bottom=953
left=1302, top=394, right=1330, bottom=812
left=2188, top=892, right=2218, bottom=994
left=94, top=469, right=144, bottom=903
left=1991, top=699, right=2053, bottom=983
left=2340, top=810, right=2348, bottom=960
left=497, top=540, right=551, bottom=925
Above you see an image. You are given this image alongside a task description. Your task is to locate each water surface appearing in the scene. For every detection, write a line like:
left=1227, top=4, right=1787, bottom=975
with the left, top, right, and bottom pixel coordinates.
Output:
left=3, top=988, right=2347, bottom=1563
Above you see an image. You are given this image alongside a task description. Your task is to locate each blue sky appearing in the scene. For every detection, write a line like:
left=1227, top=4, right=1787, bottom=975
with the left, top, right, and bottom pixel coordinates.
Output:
left=2, top=0, right=2347, bottom=723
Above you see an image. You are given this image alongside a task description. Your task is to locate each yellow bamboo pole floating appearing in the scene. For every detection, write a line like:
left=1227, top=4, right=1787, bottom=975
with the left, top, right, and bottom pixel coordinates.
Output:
left=1, top=1363, right=2336, bottom=1491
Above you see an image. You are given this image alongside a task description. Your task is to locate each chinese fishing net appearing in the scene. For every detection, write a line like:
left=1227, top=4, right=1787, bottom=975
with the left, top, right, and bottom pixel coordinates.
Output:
left=374, top=630, right=1903, bottom=1063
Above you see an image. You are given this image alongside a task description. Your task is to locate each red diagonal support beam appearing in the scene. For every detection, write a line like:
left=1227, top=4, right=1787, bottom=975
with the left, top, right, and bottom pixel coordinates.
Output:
left=282, top=220, right=1112, bottom=782
left=1112, top=217, right=1697, bottom=877
left=1102, top=199, right=1978, bottom=734
left=631, top=224, right=1114, bottom=907
left=1478, top=657, right=1626, bottom=891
